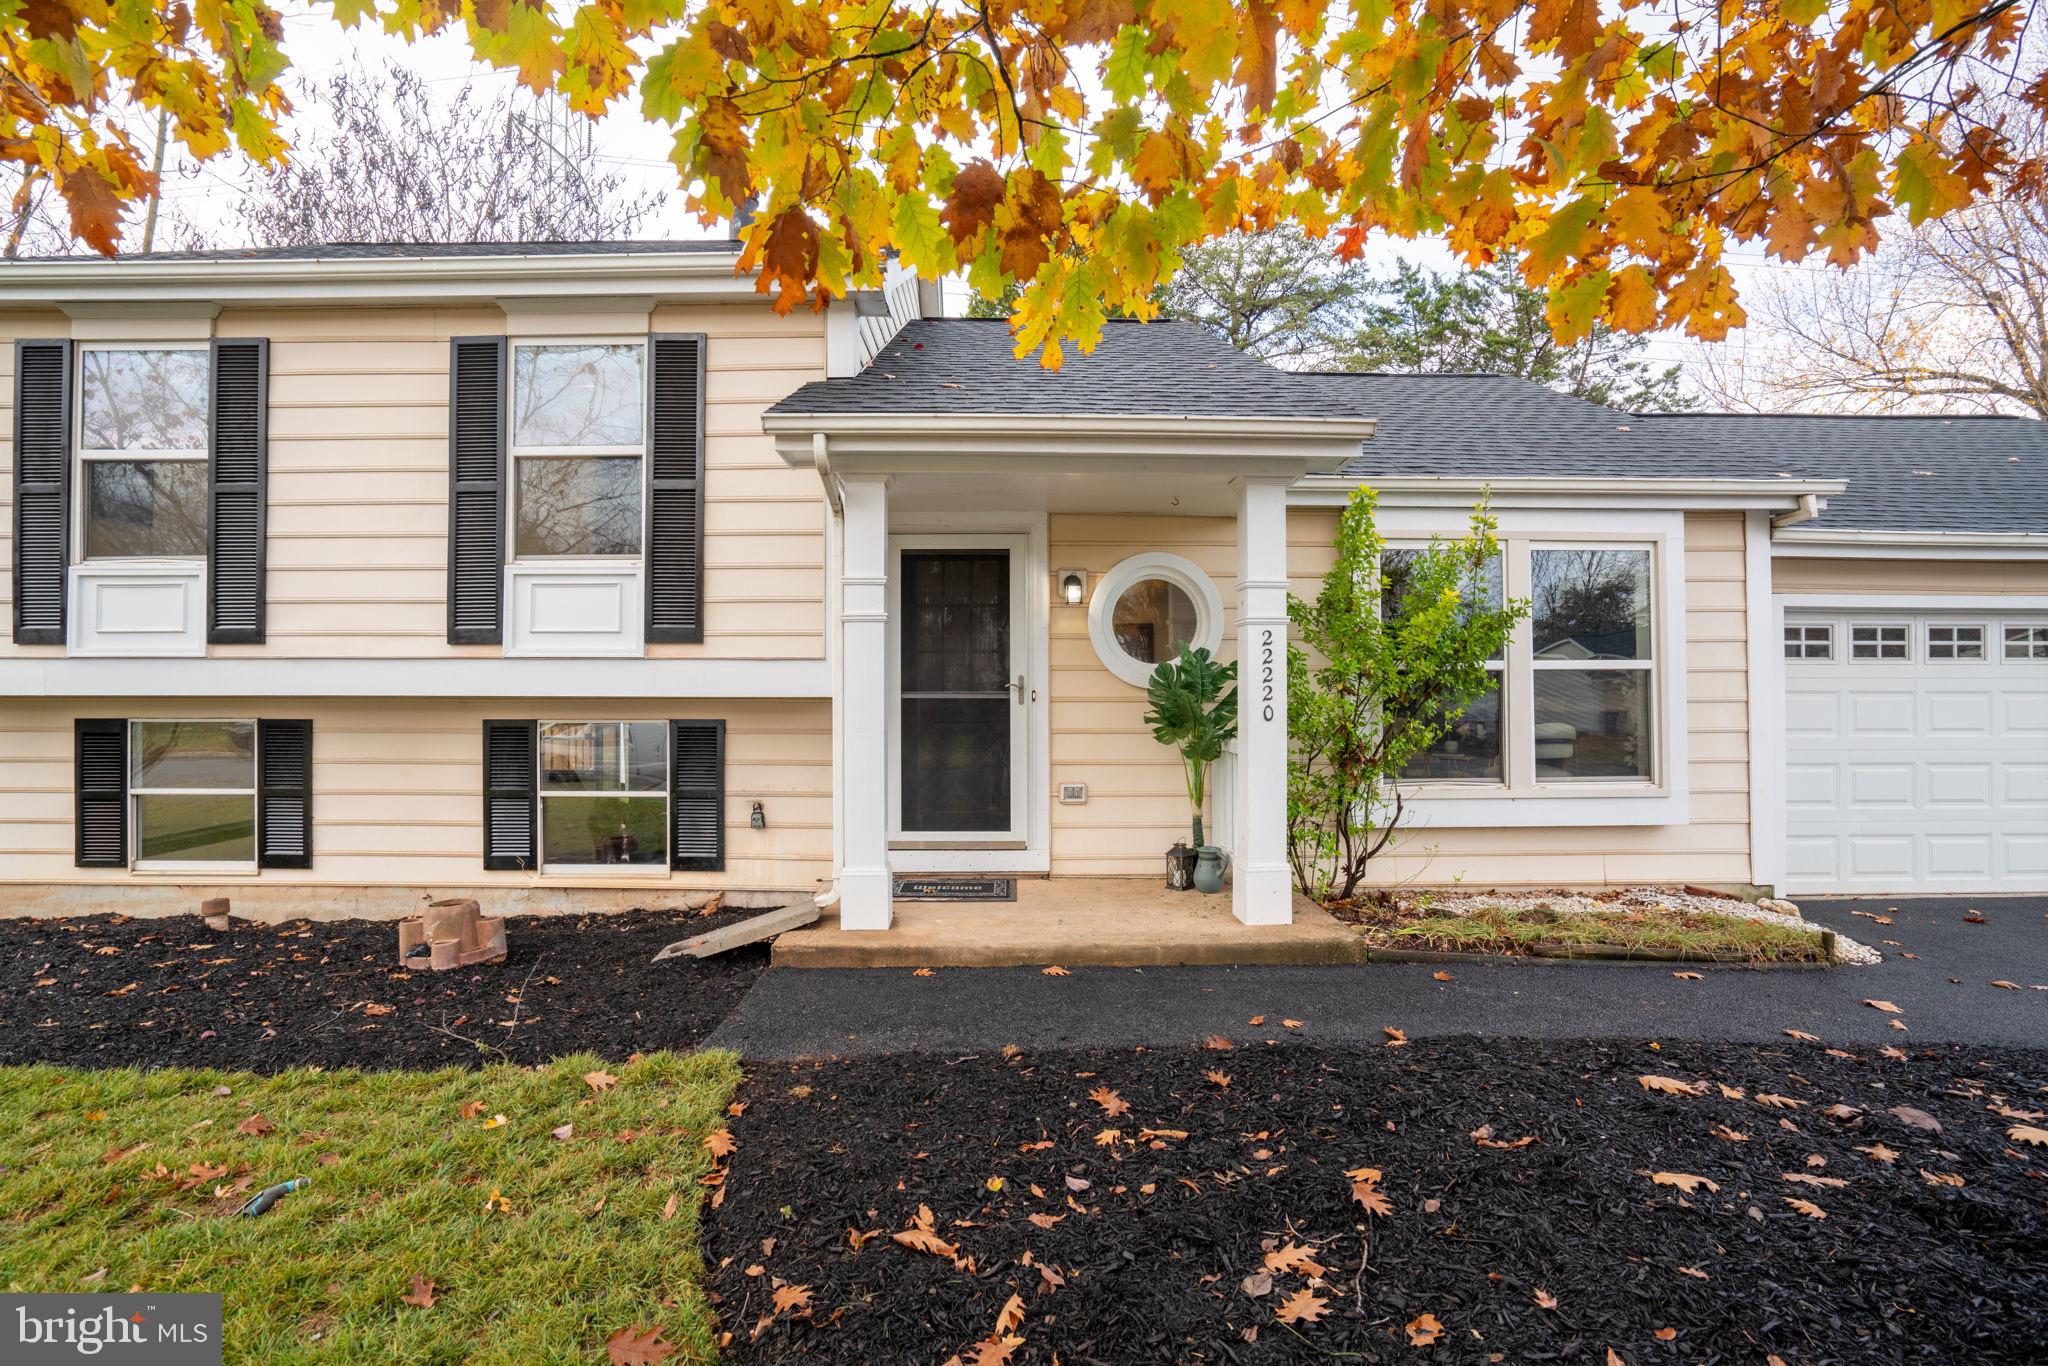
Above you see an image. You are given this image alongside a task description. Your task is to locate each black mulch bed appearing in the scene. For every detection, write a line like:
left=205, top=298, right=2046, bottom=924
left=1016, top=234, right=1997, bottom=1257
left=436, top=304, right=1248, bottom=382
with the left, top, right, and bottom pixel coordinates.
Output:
left=707, top=1037, right=2048, bottom=1364
left=0, top=908, right=768, bottom=1071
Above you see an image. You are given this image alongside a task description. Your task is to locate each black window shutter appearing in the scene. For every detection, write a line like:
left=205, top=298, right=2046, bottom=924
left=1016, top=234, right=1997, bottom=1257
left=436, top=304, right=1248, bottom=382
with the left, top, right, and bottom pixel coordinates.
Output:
left=646, top=334, right=707, bottom=643
left=208, top=338, right=269, bottom=643
left=448, top=337, right=507, bottom=644
left=482, top=720, right=537, bottom=870
left=13, top=339, right=71, bottom=645
left=670, top=719, right=725, bottom=871
left=75, top=719, right=127, bottom=868
left=257, top=718, right=313, bottom=868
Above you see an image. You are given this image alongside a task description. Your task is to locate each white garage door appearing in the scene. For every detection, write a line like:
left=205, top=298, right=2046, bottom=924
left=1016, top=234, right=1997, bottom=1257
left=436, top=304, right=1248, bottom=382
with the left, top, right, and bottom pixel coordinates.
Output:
left=1783, top=610, right=2048, bottom=895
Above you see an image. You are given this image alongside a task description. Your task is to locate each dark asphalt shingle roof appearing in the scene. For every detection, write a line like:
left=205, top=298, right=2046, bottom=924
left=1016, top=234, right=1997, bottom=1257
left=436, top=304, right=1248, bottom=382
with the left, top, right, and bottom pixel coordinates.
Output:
left=769, top=318, right=1334, bottom=419
left=1322, top=372, right=2046, bottom=536
left=5, top=239, right=739, bottom=263
left=1638, top=412, right=2048, bottom=534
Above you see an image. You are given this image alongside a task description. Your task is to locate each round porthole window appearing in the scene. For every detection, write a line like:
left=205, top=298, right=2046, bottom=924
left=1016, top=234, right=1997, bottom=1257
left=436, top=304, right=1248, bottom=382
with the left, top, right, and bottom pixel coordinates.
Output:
left=1087, top=552, right=1226, bottom=688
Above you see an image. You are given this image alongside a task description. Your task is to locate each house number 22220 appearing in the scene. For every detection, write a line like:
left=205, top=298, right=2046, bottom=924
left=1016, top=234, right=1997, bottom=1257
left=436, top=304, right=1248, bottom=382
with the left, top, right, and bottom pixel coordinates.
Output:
left=1259, top=628, right=1276, bottom=722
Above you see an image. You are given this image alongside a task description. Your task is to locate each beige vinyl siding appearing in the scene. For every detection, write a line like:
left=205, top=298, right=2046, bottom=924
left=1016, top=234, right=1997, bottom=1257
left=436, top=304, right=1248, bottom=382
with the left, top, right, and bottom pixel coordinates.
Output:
left=1, top=304, right=827, bottom=661
left=0, top=697, right=831, bottom=895
left=1048, top=515, right=1238, bottom=874
left=1773, top=555, right=2048, bottom=596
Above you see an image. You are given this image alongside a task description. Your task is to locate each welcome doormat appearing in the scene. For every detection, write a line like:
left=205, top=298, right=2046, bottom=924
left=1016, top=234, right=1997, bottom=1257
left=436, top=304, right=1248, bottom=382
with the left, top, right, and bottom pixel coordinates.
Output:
left=892, top=877, right=1018, bottom=903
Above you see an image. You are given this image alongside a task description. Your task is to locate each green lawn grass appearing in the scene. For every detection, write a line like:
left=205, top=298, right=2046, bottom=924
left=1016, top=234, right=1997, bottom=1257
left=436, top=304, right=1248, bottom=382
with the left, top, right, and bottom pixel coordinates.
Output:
left=1356, top=904, right=1828, bottom=962
left=0, top=1051, right=741, bottom=1364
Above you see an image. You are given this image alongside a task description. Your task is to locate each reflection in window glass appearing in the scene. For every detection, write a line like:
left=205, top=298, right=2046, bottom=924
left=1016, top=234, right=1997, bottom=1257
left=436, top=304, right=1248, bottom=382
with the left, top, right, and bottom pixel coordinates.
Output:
left=539, top=721, right=667, bottom=866
left=1382, top=549, right=1505, bottom=662
left=81, top=349, right=209, bottom=452
left=86, top=459, right=209, bottom=558
left=2007, top=625, right=2048, bottom=660
left=130, top=721, right=256, bottom=864
left=1533, top=671, right=1650, bottom=780
left=1402, top=674, right=1504, bottom=781
left=515, top=457, right=643, bottom=556
left=1111, top=577, right=1200, bottom=666
left=1531, top=549, right=1652, bottom=660
left=513, top=344, right=645, bottom=448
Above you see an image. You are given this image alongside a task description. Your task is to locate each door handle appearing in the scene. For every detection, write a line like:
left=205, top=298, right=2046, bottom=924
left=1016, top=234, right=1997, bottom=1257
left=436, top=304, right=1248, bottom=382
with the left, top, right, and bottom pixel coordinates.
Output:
left=1009, top=674, right=1025, bottom=703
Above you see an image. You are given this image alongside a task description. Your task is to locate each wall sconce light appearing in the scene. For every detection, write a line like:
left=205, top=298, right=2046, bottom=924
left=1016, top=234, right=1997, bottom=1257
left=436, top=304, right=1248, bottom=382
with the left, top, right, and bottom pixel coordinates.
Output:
left=1056, top=568, right=1088, bottom=606
left=750, top=801, right=766, bottom=830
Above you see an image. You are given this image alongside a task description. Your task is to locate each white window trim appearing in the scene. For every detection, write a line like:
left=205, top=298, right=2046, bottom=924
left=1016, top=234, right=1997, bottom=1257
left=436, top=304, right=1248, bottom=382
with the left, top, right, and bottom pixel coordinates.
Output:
left=129, top=717, right=258, bottom=871
left=1085, top=551, right=1226, bottom=689
left=535, top=719, right=670, bottom=875
left=1925, top=622, right=1988, bottom=661
left=74, top=342, right=210, bottom=567
left=2004, top=622, right=2048, bottom=660
left=507, top=336, right=648, bottom=566
left=1372, top=509, right=1689, bottom=829
left=1848, top=621, right=1912, bottom=662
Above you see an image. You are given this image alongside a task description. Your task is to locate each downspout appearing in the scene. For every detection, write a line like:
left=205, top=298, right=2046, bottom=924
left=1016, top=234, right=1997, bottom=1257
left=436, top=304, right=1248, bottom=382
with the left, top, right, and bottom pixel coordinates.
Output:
left=1770, top=493, right=1822, bottom=531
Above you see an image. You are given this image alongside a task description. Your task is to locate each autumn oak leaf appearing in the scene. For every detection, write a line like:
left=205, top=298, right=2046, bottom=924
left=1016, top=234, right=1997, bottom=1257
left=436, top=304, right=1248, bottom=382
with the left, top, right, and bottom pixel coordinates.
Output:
left=1088, top=1086, right=1131, bottom=1117
left=399, top=1275, right=439, bottom=1308
left=1276, top=1288, right=1330, bottom=1324
left=606, top=1323, right=676, bottom=1365
left=1405, top=1311, right=1444, bottom=1345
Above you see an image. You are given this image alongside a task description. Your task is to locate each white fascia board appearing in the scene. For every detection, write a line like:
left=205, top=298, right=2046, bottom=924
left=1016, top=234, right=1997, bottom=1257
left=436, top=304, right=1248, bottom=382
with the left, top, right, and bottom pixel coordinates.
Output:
left=1772, top=528, right=2048, bottom=560
left=766, top=413, right=1375, bottom=471
left=2, top=249, right=757, bottom=309
left=0, top=656, right=831, bottom=699
left=1288, top=473, right=1845, bottom=510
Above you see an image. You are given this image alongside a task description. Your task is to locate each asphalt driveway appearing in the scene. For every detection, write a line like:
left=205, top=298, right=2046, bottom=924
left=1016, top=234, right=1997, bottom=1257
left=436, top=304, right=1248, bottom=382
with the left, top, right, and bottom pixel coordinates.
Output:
left=709, top=895, right=2048, bottom=1058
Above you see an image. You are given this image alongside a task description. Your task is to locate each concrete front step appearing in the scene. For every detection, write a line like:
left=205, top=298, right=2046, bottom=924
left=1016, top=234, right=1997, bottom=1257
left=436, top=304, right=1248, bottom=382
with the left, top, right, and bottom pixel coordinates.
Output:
left=771, top=877, right=1367, bottom=969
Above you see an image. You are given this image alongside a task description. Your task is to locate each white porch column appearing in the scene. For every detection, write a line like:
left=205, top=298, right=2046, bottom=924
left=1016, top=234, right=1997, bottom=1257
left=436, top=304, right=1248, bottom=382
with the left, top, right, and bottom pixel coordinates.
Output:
left=1232, top=476, right=1294, bottom=925
left=838, top=475, right=893, bottom=929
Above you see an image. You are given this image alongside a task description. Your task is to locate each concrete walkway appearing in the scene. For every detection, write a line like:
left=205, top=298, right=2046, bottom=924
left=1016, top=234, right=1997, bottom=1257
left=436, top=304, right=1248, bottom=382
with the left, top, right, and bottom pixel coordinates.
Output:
left=707, top=895, right=2048, bottom=1058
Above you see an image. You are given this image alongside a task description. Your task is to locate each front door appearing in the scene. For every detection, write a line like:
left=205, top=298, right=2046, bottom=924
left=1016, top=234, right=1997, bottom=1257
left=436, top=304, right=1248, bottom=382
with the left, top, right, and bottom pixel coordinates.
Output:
left=895, top=548, right=1025, bottom=844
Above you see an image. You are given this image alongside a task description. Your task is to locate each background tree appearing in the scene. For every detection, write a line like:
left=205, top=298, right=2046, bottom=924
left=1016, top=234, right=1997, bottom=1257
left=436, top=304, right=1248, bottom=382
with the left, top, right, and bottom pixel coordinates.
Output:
left=1159, top=225, right=1374, bottom=367
left=1696, top=191, right=2048, bottom=418
left=3, top=0, right=2039, bottom=361
left=200, top=61, right=670, bottom=248
left=1344, top=259, right=1698, bottom=411
left=1287, top=488, right=1526, bottom=905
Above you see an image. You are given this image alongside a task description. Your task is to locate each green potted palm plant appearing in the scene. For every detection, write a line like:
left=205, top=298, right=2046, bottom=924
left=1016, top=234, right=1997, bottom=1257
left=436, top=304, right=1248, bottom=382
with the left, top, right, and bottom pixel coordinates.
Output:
left=1143, top=645, right=1238, bottom=893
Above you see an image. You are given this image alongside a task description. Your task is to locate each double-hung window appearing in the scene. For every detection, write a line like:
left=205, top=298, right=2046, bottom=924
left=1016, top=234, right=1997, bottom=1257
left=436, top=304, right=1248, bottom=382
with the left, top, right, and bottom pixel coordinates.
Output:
left=78, top=346, right=210, bottom=559
left=538, top=721, right=668, bottom=867
left=510, top=342, right=646, bottom=559
left=130, top=720, right=257, bottom=866
left=1385, top=538, right=1664, bottom=800
left=1529, top=548, right=1655, bottom=781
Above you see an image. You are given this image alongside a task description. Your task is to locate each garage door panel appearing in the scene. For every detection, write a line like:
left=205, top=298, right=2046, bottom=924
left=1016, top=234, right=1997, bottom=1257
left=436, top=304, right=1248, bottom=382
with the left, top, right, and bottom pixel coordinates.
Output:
left=1924, top=691, right=1996, bottom=734
left=2006, top=764, right=2048, bottom=805
left=1924, top=763, right=1994, bottom=807
left=1846, top=691, right=1915, bottom=736
left=1783, top=607, right=2048, bottom=895
left=1785, top=764, right=1838, bottom=810
left=1786, top=691, right=1840, bottom=736
left=2009, top=838, right=2048, bottom=877
left=2005, top=692, right=2048, bottom=733
left=1925, top=836, right=1994, bottom=879
left=1844, top=836, right=1914, bottom=879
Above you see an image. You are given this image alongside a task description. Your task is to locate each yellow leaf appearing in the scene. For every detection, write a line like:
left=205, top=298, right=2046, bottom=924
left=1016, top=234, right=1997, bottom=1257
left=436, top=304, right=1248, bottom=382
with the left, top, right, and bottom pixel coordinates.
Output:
left=1604, top=265, right=1659, bottom=334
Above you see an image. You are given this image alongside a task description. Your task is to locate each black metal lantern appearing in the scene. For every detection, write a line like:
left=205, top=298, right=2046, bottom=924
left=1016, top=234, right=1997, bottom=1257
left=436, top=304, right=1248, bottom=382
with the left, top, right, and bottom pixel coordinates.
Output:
left=1166, top=840, right=1197, bottom=891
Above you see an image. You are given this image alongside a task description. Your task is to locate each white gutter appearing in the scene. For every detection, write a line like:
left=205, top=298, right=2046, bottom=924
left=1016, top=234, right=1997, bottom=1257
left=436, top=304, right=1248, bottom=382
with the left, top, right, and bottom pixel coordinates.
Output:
left=0, top=246, right=755, bottom=307
left=1289, top=472, right=1845, bottom=510
left=765, top=411, right=1377, bottom=471
left=1773, top=526, right=2048, bottom=560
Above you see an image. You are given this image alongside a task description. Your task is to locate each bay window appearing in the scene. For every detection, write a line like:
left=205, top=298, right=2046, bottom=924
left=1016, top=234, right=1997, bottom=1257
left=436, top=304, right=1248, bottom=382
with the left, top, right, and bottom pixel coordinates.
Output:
left=79, top=346, right=210, bottom=559
left=1385, top=537, right=1665, bottom=801
left=510, top=342, right=646, bottom=559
